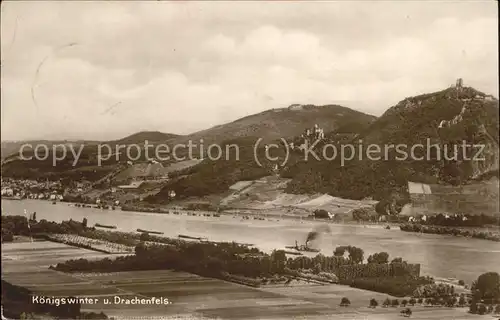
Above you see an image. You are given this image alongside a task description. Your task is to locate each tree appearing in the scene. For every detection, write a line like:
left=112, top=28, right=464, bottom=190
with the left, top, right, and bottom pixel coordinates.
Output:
left=494, top=304, right=500, bottom=314
left=400, top=308, right=412, bottom=317
left=383, top=298, right=391, bottom=308
left=417, top=298, right=423, bottom=304
left=340, top=297, right=351, bottom=307
left=469, top=300, right=478, bottom=314
left=369, top=298, right=378, bottom=308
left=1, top=229, right=14, bottom=242
left=352, top=207, right=377, bottom=221
left=314, top=209, right=330, bottom=219
left=473, top=272, right=500, bottom=304
left=401, top=299, right=408, bottom=307
left=347, top=246, right=364, bottom=264
left=333, top=246, right=346, bottom=257
left=82, top=218, right=88, bottom=228
left=134, top=243, right=147, bottom=256
left=392, top=299, right=400, bottom=307
left=390, top=257, right=403, bottom=264
left=271, top=250, right=287, bottom=272
left=477, top=303, right=487, bottom=315
left=436, top=297, right=445, bottom=306
left=458, top=279, right=465, bottom=286
left=408, top=298, right=416, bottom=306
left=313, top=262, right=322, bottom=274
left=367, top=252, right=389, bottom=264
left=446, top=297, right=457, bottom=307
left=375, top=200, right=389, bottom=215
left=458, top=295, right=467, bottom=307
left=139, top=232, right=149, bottom=242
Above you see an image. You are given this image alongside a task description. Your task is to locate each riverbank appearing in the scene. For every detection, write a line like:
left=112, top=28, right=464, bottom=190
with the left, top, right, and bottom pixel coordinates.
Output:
left=118, top=202, right=402, bottom=228
left=4, top=198, right=398, bottom=228
left=400, top=223, right=500, bottom=242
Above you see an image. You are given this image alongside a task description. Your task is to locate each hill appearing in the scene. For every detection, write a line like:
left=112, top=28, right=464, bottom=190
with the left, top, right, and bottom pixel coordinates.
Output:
left=145, top=105, right=376, bottom=202
left=169, top=104, right=376, bottom=147
left=284, top=81, right=499, bottom=203
left=1, top=140, right=99, bottom=160
left=109, top=131, right=180, bottom=145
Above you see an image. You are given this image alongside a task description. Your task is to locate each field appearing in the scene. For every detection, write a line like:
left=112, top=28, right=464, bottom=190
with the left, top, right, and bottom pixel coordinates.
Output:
left=46, top=234, right=135, bottom=254
left=2, top=241, right=488, bottom=319
left=217, top=176, right=377, bottom=219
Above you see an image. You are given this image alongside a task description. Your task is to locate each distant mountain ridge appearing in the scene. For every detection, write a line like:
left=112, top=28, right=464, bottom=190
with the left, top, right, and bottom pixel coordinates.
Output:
left=1, top=140, right=100, bottom=160
left=168, top=104, right=376, bottom=147
left=109, top=131, right=181, bottom=145
left=1, top=103, right=375, bottom=181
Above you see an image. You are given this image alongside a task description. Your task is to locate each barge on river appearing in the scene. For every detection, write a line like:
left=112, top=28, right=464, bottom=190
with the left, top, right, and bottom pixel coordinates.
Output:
left=95, top=223, right=117, bottom=229
left=137, top=228, right=164, bottom=235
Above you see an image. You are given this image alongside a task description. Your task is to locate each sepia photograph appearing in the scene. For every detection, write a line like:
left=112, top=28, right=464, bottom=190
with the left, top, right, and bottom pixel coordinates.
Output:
left=1, top=1, right=499, bottom=319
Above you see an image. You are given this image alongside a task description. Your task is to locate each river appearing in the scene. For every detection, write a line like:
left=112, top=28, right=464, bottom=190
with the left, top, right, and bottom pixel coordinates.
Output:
left=2, top=199, right=499, bottom=283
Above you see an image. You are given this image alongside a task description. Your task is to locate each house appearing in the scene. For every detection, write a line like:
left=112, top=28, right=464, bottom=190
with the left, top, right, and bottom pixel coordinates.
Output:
left=118, top=181, right=144, bottom=189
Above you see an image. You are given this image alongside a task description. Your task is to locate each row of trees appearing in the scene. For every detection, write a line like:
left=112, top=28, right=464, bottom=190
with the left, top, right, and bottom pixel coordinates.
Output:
left=366, top=252, right=407, bottom=265
left=413, top=283, right=456, bottom=299
left=470, top=303, right=500, bottom=315
left=1, top=215, right=91, bottom=238
left=52, top=238, right=419, bottom=291
left=352, top=207, right=379, bottom=222
left=347, top=276, right=433, bottom=297
left=418, top=213, right=500, bottom=227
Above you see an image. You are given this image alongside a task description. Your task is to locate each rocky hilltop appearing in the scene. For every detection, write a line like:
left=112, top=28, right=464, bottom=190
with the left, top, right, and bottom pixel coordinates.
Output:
left=285, top=79, right=499, bottom=203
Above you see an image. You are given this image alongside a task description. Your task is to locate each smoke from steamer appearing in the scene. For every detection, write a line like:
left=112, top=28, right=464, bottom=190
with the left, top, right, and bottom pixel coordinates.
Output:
left=305, top=224, right=331, bottom=246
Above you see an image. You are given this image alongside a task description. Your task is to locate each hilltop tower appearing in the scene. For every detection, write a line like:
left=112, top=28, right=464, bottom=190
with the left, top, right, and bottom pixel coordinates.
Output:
left=456, top=78, right=463, bottom=89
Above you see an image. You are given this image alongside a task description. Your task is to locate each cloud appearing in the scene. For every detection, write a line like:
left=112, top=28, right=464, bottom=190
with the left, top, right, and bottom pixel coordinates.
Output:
left=1, top=1, right=497, bottom=140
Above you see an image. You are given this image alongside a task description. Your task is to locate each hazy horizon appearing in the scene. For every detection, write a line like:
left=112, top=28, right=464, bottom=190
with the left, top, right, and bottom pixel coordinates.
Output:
left=1, top=1, right=498, bottom=141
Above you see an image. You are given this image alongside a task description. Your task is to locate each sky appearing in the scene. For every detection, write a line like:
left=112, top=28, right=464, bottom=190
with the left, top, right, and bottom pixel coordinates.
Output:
left=1, top=1, right=498, bottom=141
